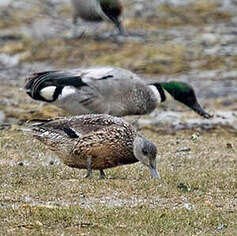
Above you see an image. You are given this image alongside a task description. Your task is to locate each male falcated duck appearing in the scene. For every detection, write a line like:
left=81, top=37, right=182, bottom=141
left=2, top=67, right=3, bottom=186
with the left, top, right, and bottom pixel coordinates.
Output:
left=27, top=114, right=159, bottom=179
left=71, top=0, right=124, bottom=36
left=25, top=67, right=212, bottom=118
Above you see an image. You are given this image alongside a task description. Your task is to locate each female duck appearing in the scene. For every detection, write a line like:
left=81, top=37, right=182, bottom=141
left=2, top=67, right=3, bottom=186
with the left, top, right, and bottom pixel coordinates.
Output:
left=28, top=114, right=160, bottom=179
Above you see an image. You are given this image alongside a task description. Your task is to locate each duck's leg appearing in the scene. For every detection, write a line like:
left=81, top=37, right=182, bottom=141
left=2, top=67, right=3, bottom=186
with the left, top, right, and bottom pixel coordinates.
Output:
left=65, top=16, right=85, bottom=39
left=114, top=20, right=124, bottom=35
left=111, top=17, right=126, bottom=36
left=84, top=157, right=92, bottom=178
left=73, top=19, right=86, bottom=38
left=72, top=14, right=78, bottom=36
left=99, top=169, right=106, bottom=179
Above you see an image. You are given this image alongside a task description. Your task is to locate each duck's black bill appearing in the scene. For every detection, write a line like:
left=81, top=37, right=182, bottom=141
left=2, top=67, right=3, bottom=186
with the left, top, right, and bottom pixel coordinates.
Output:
left=192, top=102, right=213, bottom=119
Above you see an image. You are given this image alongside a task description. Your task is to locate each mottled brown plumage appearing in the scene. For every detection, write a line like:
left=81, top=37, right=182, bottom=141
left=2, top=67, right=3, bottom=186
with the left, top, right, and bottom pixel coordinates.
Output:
left=27, top=114, right=160, bottom=179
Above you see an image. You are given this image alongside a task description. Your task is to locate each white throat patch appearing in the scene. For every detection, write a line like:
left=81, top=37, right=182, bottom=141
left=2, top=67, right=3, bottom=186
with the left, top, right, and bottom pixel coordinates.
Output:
left=148, top=85, right=162, bottom=104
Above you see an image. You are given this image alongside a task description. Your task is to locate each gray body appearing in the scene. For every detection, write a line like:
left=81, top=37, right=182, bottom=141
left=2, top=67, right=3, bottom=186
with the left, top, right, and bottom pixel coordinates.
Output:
left=70, top=0, right=124, bottom=35
left=71, top=0, right=106, bottom=22
left=45, top=67, right=159, bottom=116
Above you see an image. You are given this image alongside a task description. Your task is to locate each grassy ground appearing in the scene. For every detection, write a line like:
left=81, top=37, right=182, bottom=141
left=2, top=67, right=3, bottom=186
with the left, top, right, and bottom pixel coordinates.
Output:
left=0, top=0, right=232, bottom=75
left=0, top=127, right=236, bottom=235
left=0, top=0, right=237, bottom=235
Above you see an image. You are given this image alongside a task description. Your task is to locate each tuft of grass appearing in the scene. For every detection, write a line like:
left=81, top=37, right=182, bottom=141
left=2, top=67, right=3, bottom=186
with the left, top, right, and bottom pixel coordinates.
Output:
left=94, top=43, right=189, bottom=74
left=0, top=41, right=28, bottom=55
left=21, top=39, right=189, bottom=75
left=156, top=1, right=231, bottom=28
left=192, top=55, right=227, bottom=70
left=0, top=6, right=41, bottom=30
left=127, top=1, right=231, bottom=30
left=0, top=204, right=236, bottom=235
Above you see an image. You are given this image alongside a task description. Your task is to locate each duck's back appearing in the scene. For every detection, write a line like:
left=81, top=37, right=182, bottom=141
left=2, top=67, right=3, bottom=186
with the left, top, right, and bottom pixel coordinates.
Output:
left=71, top=67, right=157, bottom=116
left=71, top=0, right=103, bottom=21
left=29, top=114, right=139, bottom=170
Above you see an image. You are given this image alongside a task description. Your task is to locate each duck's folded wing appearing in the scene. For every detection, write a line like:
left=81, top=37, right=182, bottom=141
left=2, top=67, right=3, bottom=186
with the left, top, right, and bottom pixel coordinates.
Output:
left=72, top=123, right=135, bottom=164
left=25, top=67, right=140, bottom=93
left=29, top=114, right=127, bottom=138
left=24, top=67, right=142, bottom=115
left=24, top=67, right=131, bottom=99
left=72, top=125, right=119, bottom=155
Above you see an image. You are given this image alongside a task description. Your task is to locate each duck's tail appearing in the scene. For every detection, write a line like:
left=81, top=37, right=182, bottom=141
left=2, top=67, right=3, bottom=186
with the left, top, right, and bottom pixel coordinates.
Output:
left=24, top=70, right=87, bottom=102
left=23, top=119, right=79, bottom=153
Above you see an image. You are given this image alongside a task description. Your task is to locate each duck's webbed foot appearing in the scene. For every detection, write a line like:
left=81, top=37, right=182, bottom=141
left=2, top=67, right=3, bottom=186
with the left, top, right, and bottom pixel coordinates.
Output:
left=84, top=157, right=92, bottom=178
left=99, top=169, right=106, bottom=179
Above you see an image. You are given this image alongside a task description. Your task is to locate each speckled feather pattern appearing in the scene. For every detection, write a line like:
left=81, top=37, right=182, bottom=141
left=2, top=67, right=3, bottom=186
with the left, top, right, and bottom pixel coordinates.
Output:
left=119, top=84, right=158, bottom=115
left=72, top=124, right=137, bottom=169
left=31, top=114, right=140, bottom=170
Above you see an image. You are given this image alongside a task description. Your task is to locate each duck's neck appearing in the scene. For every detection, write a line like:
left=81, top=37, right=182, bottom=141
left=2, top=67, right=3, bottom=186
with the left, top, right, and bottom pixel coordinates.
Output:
left=100, top=0, right=121, bottom=9
left=148, top=84, right=166, bottom=104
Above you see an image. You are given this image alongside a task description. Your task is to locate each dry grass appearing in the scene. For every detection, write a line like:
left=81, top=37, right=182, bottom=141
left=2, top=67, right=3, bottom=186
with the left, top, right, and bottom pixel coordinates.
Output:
left=0, top=0, right=236, bottom=234
left=0, top=126, right=236, bottom=235
left=126, top=1, right=231, bottom=30
left=0, top=0, right=232, bottom=76
left=14, top=39, right=188, bottom=75
left=156, top=1, right=231, bottom=28
left=0, top=7, right=41, bottom=30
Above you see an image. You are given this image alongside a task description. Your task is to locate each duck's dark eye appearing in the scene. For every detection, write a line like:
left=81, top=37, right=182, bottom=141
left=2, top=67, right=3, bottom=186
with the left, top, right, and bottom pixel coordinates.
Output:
left=142, top=149, right=148, bottom=155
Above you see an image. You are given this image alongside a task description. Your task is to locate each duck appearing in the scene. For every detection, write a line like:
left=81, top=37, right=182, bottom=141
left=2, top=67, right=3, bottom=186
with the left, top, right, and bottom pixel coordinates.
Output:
left=26, top=114, right=160, bottom=179
left=70, top=0, right=124, bottom=36
left=24, top=66, right=212, bottom=119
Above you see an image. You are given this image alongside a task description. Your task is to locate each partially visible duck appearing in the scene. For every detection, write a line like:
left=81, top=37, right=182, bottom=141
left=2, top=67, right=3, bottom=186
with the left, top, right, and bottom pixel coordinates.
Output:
left=71, top=0, right=124, bottom=36
left=24, top=66, right=212, bottom=118
left=27, top=114, right=160, bottom=179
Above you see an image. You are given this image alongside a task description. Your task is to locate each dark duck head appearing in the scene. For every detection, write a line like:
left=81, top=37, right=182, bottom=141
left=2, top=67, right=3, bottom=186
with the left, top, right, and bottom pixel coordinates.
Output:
left=150, top=81, right=212, bottom=119
left=100, top=0, right=124, bottom=34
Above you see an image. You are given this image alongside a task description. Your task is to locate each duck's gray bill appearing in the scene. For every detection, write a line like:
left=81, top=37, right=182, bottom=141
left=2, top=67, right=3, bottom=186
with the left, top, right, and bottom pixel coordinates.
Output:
left=149, top=164, right=160, bottom=179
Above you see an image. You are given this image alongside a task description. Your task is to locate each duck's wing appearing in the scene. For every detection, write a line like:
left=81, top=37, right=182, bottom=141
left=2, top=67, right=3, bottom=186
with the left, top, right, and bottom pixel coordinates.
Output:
left=27, top=114, right=132, bottom=155
left=24, top=67, right=136, bottom=101
left=78, top=67, right=144, bottom=115
left=29, top=114, right=129, bottom=138
left=29, top=117, right=135, bottom=169
left=72, top=124, right=137, bottom=168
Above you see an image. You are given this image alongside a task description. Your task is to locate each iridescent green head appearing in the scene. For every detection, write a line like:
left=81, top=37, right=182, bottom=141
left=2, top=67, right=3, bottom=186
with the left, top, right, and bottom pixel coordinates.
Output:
left=158, top=81, right=212, bottom=118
